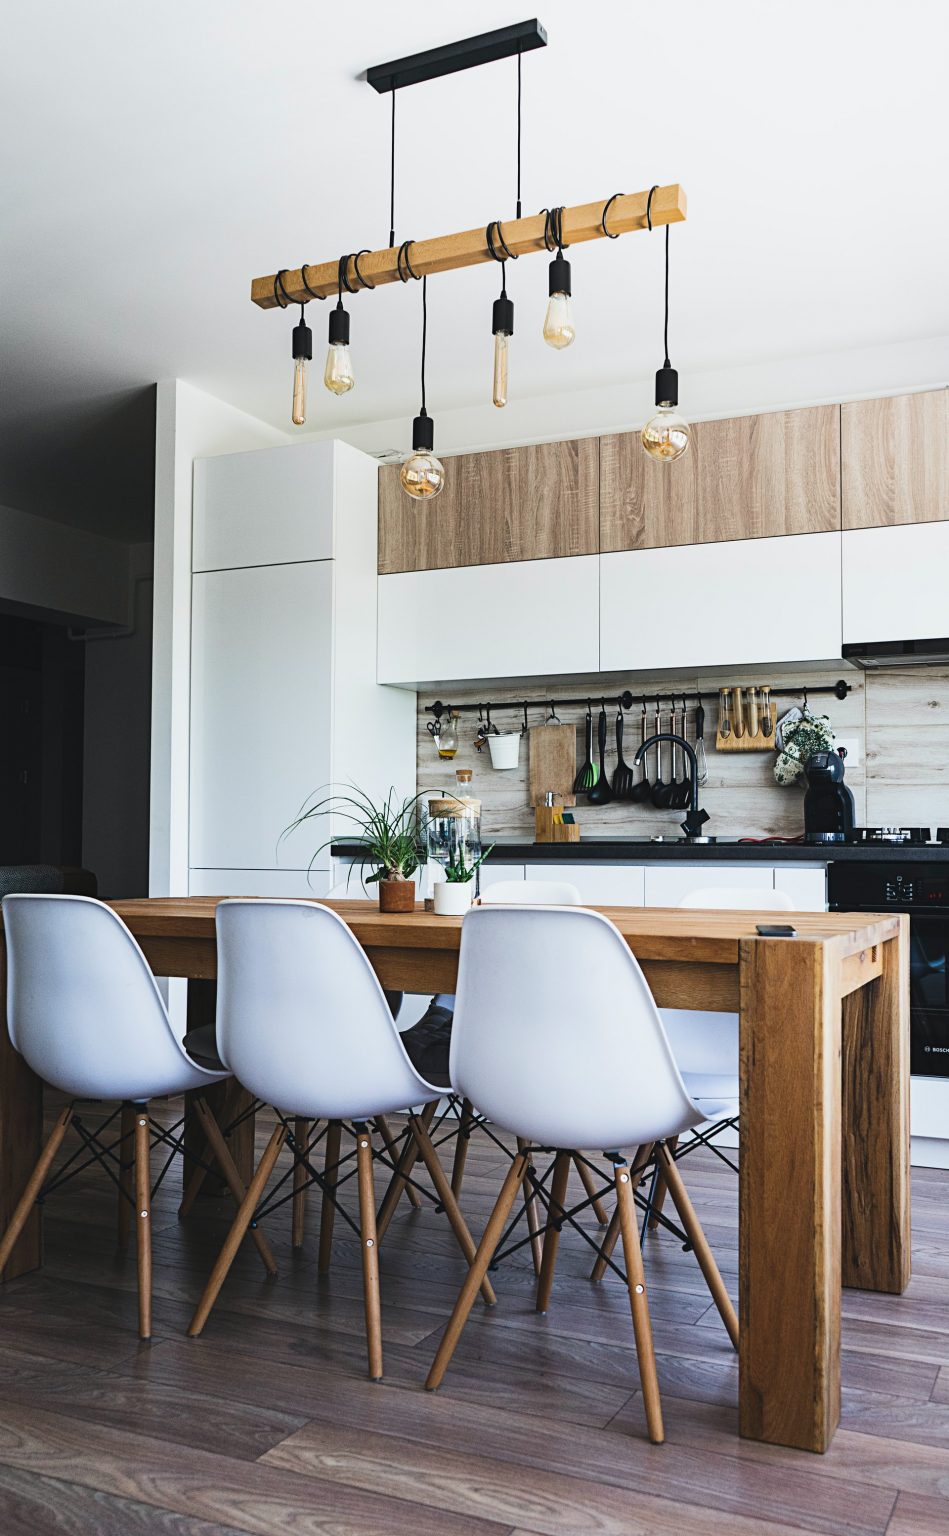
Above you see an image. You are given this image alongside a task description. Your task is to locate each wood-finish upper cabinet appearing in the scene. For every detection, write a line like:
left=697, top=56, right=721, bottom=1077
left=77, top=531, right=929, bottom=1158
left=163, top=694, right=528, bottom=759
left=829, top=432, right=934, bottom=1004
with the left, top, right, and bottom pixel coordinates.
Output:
left=600, top=405, right=841, bottom=552
left=378, top=437, right=599, bottom=574
left=841, top=389, right=949, bottom=530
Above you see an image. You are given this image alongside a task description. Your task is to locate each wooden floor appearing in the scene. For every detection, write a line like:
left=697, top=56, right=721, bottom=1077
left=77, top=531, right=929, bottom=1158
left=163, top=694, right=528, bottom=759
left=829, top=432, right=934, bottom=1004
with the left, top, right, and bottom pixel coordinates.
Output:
left=0, top=1101, right=947, bottom=1535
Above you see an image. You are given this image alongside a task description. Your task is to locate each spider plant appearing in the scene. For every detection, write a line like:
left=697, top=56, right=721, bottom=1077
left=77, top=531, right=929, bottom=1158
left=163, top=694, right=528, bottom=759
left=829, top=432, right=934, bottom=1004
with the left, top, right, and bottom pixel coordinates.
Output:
left=281, top=784, right=429, bottom=884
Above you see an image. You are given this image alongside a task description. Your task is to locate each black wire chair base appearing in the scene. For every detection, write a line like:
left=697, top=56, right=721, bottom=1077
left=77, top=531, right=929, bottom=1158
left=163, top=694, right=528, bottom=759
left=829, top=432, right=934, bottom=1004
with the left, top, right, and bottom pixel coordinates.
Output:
left=38, top=1101, right=226, bottom=1215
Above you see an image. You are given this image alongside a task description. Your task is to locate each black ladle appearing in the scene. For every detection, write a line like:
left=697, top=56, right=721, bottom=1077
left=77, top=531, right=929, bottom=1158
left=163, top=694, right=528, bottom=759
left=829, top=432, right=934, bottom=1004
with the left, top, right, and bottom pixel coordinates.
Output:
left=651, top=702, right=675, bottom=808
left=587, top=703, right=614, bottom=805
left=673, top=698, right=693, bottom=808
left=612, top=707, right=634, bottom=798
left=629, top=704, right=652, bottom=803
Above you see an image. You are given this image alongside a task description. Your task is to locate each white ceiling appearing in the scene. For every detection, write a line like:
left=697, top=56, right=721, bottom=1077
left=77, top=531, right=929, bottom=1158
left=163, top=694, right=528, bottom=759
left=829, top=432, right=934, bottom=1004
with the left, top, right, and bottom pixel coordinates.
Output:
left=1, top=0, right=947, bottom=539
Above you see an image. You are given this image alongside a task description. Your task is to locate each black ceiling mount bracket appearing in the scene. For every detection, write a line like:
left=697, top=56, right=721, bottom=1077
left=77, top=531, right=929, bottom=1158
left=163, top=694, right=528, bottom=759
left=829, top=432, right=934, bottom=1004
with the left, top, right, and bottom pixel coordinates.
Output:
left=367, top=19, right=547, bottom=94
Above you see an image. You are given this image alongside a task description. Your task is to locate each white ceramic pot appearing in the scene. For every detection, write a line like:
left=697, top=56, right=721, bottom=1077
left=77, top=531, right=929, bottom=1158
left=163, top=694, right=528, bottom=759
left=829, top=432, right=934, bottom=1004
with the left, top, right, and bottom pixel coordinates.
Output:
left=487, top=732, right=521, bottom=770
left=433, top=880, right=474, bottom=915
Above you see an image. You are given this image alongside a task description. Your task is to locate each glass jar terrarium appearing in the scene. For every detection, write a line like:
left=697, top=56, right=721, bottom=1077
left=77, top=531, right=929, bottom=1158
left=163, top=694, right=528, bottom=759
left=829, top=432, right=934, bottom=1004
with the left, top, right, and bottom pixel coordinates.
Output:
left=426, top=794, right=482, bottom=887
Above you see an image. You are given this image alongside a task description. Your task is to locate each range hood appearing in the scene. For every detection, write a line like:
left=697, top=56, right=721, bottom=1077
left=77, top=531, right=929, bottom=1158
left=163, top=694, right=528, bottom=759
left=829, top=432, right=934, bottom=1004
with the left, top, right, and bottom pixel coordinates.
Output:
left=843, top=638, right=949, bottom=669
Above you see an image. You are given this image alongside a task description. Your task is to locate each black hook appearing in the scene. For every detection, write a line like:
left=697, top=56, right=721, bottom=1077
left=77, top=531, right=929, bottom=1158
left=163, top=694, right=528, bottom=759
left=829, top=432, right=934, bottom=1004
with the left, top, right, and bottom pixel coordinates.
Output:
left=522, top=701, right=529, bottom=734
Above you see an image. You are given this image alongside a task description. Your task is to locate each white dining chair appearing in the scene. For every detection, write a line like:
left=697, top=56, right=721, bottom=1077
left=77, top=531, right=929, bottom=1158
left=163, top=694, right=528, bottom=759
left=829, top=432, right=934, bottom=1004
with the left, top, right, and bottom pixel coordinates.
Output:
left=0, top=894, right=232, bottom=1339
left=186, top=898, right=494, bottom=1379
left=425, top=903, right=738, bottom=1444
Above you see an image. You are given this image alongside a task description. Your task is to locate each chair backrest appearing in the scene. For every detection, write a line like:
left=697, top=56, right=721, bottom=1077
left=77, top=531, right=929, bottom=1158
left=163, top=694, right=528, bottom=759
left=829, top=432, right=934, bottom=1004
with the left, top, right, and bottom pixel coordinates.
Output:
left=450, top=904, right=702, bottom=1149
left=481, top=879, right=582, bottom=905
left=678, top=886, right=795, bottom=911
left=215, top=899, right=432, bottom=1119
left=1, top=894, right=213, bottom=1100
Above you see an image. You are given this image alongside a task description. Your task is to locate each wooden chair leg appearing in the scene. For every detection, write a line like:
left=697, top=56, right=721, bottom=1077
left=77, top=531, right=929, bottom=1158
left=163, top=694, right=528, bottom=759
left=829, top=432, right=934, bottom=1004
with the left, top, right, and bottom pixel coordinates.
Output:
left=450, top=1097, right=474, bottom=1198
left=426, top=1149, right=529, bottom=1392
left=375, top=1114, right=421, bottom=1210
left=318, top=1119, right=343, bottom=1276
left=376, top=1101, right=435, bottom=1240
left=518, top=1138, right=544, bottom=1276
left=656, top=1142, right=739, bottom=1350
left=117, top=1103, right=135, bottom=1251
left=0, top=1106, right=73, bottom=1279
left=356, top=1126, right=383, bottom=1380
left=535, top=1150, right=571, bottom=1314
left=614, top=1156, right=664, bottom=1444
left=291, top=1117, right=310, bottom=1249
left=590, top=1144, right=653, bottom=1282
left=409, top=1114, right=496, bottom=1306
left=134, top=1107, right=152, bottom=1340
left=191, top=1097, right=278, bottom=1278
left=647, top=1133, right=678, bottom=1229
left=178, top=1081, right=241, bottom=1217
left=188, top=1124, right=287, bottom=1337
left=573, top=1152, right=610, bottom=1225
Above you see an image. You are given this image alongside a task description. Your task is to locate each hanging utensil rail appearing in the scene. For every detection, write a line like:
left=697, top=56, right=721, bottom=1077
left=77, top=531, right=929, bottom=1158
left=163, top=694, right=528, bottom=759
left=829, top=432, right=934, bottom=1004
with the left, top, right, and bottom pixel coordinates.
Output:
left=426, top=679, right=851, bottom=720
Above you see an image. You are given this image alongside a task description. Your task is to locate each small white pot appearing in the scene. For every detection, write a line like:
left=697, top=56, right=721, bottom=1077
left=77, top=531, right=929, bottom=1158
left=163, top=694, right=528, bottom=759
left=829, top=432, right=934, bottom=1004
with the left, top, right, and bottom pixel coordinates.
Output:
left=487, top=732, right=521, bottom=770
left=433, top=881, right=474, bottom=915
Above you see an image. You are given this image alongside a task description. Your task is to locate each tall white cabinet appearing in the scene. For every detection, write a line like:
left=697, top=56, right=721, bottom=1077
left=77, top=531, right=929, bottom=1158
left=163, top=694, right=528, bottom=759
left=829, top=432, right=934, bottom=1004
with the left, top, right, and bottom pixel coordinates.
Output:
left=189, top=440, right=416, bottom=896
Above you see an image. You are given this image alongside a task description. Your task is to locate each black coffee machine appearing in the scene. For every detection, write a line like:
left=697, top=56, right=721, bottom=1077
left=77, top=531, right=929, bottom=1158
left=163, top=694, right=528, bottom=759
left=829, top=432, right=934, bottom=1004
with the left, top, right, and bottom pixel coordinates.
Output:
left=803, top=750, right=856, bottom=843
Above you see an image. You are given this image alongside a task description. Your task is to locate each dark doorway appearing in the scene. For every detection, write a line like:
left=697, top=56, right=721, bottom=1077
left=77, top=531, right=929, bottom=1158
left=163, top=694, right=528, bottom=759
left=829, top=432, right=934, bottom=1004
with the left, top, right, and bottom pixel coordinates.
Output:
left=0, top=612, right=84, bottom=865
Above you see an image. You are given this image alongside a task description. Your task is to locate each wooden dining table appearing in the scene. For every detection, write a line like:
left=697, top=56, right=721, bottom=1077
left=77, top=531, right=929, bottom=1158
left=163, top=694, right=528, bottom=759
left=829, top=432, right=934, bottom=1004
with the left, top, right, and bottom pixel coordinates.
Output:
left=0, top=896, right=909, bottom=1456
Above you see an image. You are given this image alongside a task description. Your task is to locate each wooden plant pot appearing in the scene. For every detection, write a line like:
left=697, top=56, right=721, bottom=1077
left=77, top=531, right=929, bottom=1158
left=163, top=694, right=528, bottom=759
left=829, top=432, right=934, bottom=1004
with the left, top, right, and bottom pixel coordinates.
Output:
left=378, top=879, right=416, bottom=913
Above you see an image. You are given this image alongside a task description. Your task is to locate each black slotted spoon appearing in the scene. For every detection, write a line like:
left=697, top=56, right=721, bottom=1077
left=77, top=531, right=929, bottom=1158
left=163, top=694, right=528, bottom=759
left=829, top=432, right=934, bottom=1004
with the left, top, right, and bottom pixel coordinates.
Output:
left=612, top=706, right=635, bottom=798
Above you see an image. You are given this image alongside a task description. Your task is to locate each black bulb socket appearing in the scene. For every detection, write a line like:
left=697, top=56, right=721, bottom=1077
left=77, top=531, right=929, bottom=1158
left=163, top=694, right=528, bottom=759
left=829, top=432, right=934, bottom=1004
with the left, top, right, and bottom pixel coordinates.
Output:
left=328, top=304, right=350, bottom=347
left=655, top=364, right=678, bottom=407
left=492, top=294, right=514, bottom=337
left=412, top=408, right=435, bottom=453
left=548, top=252, right=571, bottom=297
left=292, top=317, right=312, bottom=361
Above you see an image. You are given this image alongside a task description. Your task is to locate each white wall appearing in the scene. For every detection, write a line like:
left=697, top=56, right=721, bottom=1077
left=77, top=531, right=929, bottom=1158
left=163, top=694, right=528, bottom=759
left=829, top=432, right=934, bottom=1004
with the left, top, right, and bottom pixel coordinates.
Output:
left=149, top=380, right=289, bottom=898
left=0, top=501, right=129, bottom=624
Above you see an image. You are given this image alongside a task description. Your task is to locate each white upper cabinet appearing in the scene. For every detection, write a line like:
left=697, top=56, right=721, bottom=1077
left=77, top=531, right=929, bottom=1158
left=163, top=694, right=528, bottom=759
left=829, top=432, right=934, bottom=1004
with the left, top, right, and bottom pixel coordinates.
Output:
left=600, top=532, right=843, bottom=674
left=842, top=522, right=949, bottom=642
left=190, top=561, right=334, bottom=871
left=193, top=441, right=336, bottom=571
left=377, top=555, right=600, bottom=686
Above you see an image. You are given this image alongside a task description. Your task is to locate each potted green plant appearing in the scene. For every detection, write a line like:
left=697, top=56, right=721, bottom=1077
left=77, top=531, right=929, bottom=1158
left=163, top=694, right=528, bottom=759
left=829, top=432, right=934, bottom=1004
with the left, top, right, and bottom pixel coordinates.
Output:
left=283, top=785, right=427, bottom=913
left=433, top=843, right=494, bottom=915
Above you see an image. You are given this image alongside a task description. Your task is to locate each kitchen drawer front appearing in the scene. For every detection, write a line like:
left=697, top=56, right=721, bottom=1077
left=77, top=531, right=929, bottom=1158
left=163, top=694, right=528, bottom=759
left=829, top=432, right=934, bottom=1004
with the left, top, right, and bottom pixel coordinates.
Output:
left=644, top=864, right=778, bottom=909
left=377, top=556, right=600, bottom=686
left=842, top=521, right=949, bottom=643
left=188, top=868, right=331, bottom=897
left=193, top=442, right=335, bottom=571
left=190, top=562, right=333, bottom=871
left=842, top=390, right=949, bottom=530
left=524, top=863, right=645, bottom=906
left=600, top=532, right=842, bottom=673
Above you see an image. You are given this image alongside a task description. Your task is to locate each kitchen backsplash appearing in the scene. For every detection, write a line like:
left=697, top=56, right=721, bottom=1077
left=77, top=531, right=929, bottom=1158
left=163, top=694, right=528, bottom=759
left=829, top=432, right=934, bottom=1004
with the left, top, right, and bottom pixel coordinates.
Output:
left=414, top=665, right=949, bottom=840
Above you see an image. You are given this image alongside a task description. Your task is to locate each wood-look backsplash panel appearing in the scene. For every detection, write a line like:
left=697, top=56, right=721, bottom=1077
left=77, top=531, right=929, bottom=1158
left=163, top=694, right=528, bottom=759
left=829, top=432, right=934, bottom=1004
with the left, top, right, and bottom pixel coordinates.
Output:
left=415, top=665, right=888, bottom=842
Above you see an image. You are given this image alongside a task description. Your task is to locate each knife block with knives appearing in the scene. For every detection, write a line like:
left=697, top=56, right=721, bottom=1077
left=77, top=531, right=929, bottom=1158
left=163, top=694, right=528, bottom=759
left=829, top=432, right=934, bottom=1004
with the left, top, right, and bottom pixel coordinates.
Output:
left=714, top=686, right=776, bottom=751
left=528, top=723, right=580, bottom=842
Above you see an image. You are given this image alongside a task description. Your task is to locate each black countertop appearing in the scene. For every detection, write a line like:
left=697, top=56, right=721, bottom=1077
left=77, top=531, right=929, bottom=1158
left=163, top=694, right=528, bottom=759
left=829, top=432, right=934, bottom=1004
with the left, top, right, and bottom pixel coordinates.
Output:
left=332, top=837, right=949, bottom=865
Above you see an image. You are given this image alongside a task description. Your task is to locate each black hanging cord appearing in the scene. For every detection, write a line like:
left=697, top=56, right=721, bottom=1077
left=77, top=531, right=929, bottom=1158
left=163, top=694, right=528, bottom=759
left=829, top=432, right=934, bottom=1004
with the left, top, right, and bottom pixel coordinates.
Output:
left=388, top=89, right=396, bottom=247
left=601, top=192, right=623, bottom=238
left=300, top=264, right=326, bottom=301
left=541, top=206, right=568, bottom=252
left=352, top=249, right=374, bottom=290
left=516, top=48, right=522, bottom=219
left=397, top=240, right=420, bottom=282
left=486, top=219, right=517, bottom=297
left=273, top=270, right=292, bottom=309
left=645, top=185, right=671, bottom=366
left=420, top=274, right=428, bottom=413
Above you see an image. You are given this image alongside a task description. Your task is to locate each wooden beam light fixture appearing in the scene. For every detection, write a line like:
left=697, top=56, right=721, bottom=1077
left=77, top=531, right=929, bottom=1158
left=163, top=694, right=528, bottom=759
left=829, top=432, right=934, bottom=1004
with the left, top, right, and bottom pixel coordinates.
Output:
left=250, top=186, right=688, bottom=310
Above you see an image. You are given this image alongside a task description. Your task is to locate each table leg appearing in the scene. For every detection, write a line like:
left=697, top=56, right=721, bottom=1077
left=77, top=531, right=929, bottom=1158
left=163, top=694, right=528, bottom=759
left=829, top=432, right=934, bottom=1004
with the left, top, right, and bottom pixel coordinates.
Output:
left=0, top=945, right=44, bottom=1278
left=840, top=927, right=911, bottom=1294
left=739, top=936, right=841, bottom=1453
left=182, top=980, right=255, bottom=1194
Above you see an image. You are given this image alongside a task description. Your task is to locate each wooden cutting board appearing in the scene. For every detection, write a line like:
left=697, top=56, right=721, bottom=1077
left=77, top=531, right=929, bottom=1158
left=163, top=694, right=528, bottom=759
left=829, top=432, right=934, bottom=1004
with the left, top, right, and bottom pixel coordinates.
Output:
left=528, top=723, right=577, bottom=807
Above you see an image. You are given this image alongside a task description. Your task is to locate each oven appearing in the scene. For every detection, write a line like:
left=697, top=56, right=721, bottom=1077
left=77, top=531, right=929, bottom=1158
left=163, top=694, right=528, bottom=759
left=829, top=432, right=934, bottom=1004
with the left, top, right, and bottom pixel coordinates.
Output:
left=828, top=860, right=949, bottom=1077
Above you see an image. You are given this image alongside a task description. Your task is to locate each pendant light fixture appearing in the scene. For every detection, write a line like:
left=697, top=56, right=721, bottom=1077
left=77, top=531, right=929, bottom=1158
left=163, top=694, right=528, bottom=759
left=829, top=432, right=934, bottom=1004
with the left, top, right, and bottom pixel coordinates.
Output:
left=542, top=206, right=575, bottom=349
left=641, top=188, right=690, bottom=462
left=274, top=271, right=315, bottom=428
left=487, top=221, right=516, bottom=408
left=400, top=273, right=445, bottom=499
left=324, top=254, right=368, bottom=395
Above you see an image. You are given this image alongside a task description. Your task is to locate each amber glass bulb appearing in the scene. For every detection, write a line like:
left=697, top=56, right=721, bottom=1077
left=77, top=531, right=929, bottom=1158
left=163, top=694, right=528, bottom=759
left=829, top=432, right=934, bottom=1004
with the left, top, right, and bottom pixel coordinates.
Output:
left=543, top=291, right=575, bottom=349
left=291, top=356, right=308, bottom=426
left=324, top=342, right=355, bottom=395
left=492, top=331, right=510, bottom=407
left=641, top=405, right=690, bottom=462
left=400, top=450, right=445, bottom=499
